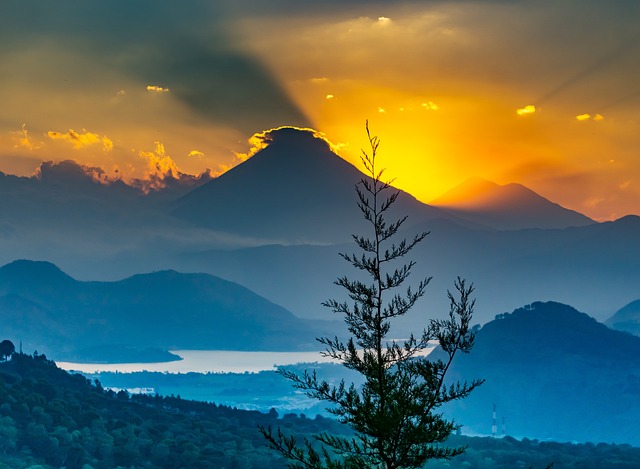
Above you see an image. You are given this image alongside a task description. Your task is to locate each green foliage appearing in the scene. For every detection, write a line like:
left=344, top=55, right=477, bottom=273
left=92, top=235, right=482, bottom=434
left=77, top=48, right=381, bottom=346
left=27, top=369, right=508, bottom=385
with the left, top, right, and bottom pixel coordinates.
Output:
left=0, top=351, right=346, bottom=469
left=427, top=435, right=640, bottom=469
left=88, top=363, right=359, bottom=416
left=261, top=123, right=483, bottom=468
left=2, top=347, right=639, bottom=468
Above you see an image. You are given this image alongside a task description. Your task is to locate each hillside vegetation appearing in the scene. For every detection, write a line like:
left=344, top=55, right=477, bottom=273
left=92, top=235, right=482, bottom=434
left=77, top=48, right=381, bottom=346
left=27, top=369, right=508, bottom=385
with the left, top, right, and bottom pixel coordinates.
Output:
left=1, top=349, right=640, bottom=468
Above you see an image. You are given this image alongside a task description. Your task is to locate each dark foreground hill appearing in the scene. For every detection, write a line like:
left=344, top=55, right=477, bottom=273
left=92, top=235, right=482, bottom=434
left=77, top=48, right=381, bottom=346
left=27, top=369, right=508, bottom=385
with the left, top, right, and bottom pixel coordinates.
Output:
left=0, top=351, right=333, bottom=469
left=0, top=260, right=338, bottom=361
left=438, top=301, right=640, bottom=445
left=1, top=351, right=639, bottom=469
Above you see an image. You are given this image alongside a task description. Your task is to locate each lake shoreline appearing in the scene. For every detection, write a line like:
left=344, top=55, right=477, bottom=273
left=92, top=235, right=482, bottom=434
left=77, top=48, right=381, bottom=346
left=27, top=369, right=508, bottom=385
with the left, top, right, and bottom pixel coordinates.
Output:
left=56, top=349, right=334, bottom=374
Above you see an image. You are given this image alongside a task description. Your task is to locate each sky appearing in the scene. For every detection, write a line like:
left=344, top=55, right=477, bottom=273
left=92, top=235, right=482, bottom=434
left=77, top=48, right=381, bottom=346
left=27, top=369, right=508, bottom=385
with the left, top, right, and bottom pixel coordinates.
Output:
left=1, top=0, right=639, bottom=221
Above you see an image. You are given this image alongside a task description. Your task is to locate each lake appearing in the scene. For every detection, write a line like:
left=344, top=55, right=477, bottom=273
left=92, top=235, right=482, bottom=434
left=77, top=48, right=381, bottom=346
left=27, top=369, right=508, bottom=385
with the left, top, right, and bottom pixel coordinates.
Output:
left=56, top=350, right=336, bottom=374
left=56, top=346, right=436, bottom=374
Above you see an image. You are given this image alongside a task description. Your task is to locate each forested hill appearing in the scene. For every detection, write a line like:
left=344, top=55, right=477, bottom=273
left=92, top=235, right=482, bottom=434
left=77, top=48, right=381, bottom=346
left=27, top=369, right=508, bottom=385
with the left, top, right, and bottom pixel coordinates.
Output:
left=1, top=351, right=640, bottom=468
left=439, top=301, right=640, bottom=445
left=0, top=351, right=337, bottom=469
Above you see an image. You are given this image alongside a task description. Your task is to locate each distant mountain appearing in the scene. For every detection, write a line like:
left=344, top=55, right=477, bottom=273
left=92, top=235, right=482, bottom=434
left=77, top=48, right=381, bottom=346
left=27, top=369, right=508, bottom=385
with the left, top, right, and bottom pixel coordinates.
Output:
left=0, top=260, right=338, bottom=361
left=0, top=160, right=220, bottom=231
left=172, top=127, right=455, bottom=243
left=430, top=177, right=594, bottom=230
left=0, top=129, right=635, bottom=338
left=605, top=299, right=640, bottom=336
left=171, top=215, right=640, bottom=328
left=437, top=301, right=640, bottom=445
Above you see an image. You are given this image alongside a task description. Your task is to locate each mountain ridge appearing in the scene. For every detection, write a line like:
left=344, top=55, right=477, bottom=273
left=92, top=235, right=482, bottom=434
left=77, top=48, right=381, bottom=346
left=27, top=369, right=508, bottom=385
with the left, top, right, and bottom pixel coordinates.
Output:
left=605, top=299, right=640, bottom=336
left=438, top=301, right=640, bottom=444
left=430, top=176, right=594, bottom=230
left=0, top=260, right=339, bottom=360
left=172, top=127, right=464, bottom=243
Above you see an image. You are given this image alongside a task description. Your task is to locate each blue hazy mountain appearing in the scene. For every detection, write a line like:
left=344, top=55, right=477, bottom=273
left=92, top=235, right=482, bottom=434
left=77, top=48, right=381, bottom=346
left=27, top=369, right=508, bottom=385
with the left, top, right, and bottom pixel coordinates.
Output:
left=436, top=301, right=640, bottom=445
left=171, top=127, right=456, bottom=243
left=0, top=260, right=338, bottom=361
left=171, top=215, right=640, bottom=327
left=430, top=176, right=594, bottom=230
left=605, top=299, right=640, bottom=336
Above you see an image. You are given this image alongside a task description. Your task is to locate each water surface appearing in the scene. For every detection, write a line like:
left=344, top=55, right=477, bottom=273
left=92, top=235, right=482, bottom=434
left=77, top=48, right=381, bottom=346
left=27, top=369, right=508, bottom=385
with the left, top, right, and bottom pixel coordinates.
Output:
left=57, top=350, right=334, bottom=374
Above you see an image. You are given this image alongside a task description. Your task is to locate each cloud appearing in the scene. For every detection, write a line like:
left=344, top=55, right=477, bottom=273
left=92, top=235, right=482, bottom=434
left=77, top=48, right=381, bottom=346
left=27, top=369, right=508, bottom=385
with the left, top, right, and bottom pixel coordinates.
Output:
left=47, top=129, right=113, bottom=152
left=236, top=126, right=338, bottom=163
left=1, top=0, right=639, bottom=219
left=140, top=142, right=180, bottom=181
left=126, top=37, right=310, bottom=133
left=0, top=0, right=310, bottom=150
left=11, top=124, right=41, bottom=150
left=516, top=105, right=536, bottom=116
left=146, top=85, right=170, bottom=93
left=35, top=160, right=114, bottom=186
left=576, top=113, right=604, bottom=121
left=421, top=101, right=439, bottom=111
left=187, top=150, right=205, bottom=158
left=136, top=141, right=215, bottom=193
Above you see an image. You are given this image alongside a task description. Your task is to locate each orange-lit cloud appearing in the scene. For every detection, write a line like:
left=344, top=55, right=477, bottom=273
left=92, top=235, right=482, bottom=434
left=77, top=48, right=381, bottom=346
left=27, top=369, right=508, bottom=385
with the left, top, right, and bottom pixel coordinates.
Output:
left=140, top=141, right=180, bottom=180
left=1, top=1, right=639, bottom=220
left=187, top=150, right=205, bottom=158
left=47, top=129, right=113, bottom=152
left=11, top=124, right=41, bottom=150
left=146, top=85, right=170, bottom=93
left=422, top=101, right=439, bottom=111
left=132, top=141, right=217, bottom=192
left=576, top=113, right=604, bottom=121
left=516, top=105, right=536, bottom=116
left=236, top=126, right=340, bottom=163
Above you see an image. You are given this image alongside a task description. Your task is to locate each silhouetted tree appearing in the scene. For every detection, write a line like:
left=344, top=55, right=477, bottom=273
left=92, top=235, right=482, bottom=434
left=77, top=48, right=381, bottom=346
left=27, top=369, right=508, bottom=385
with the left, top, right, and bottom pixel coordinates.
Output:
left=0, top=340, right=14, bottom=361
left=261, top=123, right=483, bottom=469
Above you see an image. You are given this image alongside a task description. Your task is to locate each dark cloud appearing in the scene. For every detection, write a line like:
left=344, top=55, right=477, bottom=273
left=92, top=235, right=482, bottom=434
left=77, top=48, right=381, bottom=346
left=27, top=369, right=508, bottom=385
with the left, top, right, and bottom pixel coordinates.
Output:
left=33, top=159, right=213, bottom=197
left=128, top=39, right=310, bottom=132
left=536, top=31, right=640, bottom=105
left=36, top=160, right=112, bottom=188
left=129, top=170, right=215, bottom=198
left=0, top=1, right=309, bottom=134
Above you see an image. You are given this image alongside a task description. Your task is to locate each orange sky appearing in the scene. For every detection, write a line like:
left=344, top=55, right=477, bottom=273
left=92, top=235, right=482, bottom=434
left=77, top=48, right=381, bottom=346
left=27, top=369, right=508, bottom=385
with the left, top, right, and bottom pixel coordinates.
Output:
left=1, top=1, right=639, bottom=221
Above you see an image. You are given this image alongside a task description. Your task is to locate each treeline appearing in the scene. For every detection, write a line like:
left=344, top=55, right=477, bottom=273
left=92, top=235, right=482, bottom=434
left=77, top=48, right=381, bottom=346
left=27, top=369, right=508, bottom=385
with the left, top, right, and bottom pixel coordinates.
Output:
left=86, top=362, right=359, bottom=416
left=428, top=435, right=640, bottom=469
left=1, top=352, right=640, bottom=468
left=0, top=352, right=340, bottom=469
